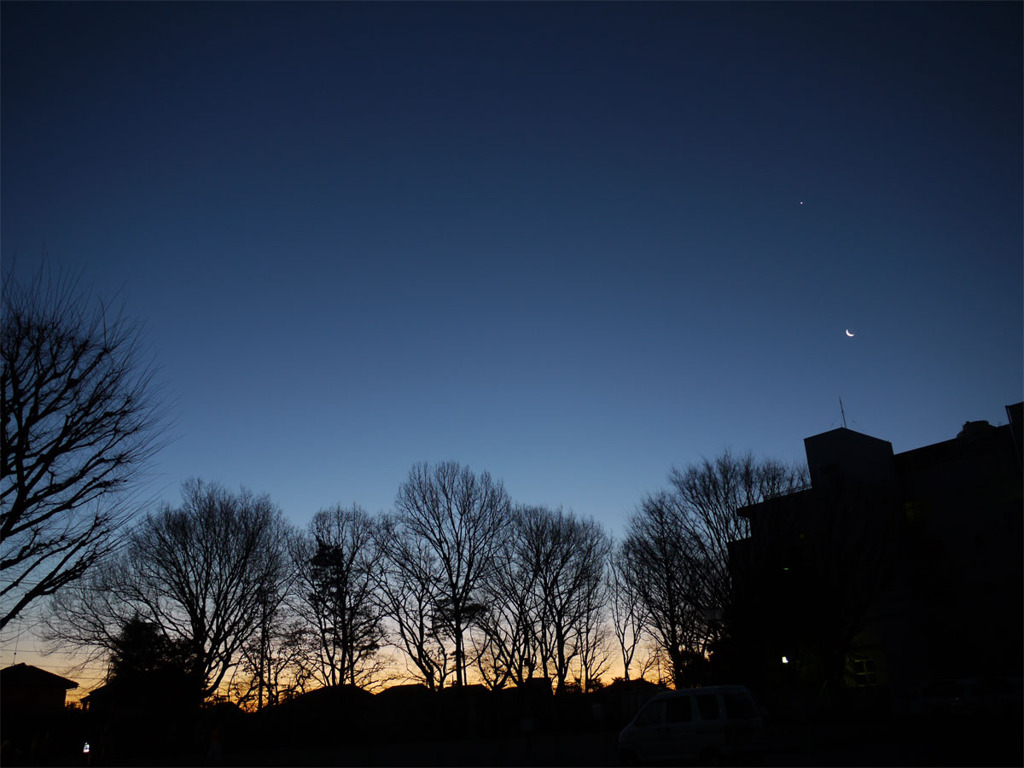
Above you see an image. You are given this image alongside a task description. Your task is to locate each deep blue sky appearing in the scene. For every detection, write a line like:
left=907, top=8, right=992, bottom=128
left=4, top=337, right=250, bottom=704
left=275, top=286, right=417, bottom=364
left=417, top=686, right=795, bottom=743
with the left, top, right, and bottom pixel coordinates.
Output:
left=3, top=1, right=1021, bottom=537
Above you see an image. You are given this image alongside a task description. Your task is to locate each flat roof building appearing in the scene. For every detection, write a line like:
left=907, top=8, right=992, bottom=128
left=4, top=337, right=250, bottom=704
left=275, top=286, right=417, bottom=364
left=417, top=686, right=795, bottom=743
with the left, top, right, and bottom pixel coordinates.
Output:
left=729, top=403, right=1023, bottom=693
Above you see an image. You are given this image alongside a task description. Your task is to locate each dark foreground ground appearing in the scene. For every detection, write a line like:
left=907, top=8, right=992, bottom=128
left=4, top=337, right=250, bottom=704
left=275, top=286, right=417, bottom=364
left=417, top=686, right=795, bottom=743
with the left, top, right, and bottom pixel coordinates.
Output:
left=4, top=691, right=1020, bottom=767
left=211, top=712, right=1022, bottom=767
left=219, top=731, right=1017, bottom=767
left=235, top=720, right=1019, bottom=765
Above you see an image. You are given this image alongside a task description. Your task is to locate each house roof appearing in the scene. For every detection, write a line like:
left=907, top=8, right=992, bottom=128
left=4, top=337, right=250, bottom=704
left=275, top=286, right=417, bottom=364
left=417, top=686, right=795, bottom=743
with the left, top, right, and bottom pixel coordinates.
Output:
left=1, top=663, right=79, bottom=690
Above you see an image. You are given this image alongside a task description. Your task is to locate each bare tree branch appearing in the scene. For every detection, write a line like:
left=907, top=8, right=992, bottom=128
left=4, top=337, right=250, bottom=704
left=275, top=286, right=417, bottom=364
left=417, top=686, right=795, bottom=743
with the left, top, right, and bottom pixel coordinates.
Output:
left=518, top=506, right=611, bottom=694
left=375, top=513, right=453, bottom=690
left=45, top=479, right=290, bottom=698
left=2, top=265, right=169, bottom=629
left=393, top=461, right=511, bottom=687
left=623, top=451, right=807, bottom=686
left=293, top=504, right=387, bottom=689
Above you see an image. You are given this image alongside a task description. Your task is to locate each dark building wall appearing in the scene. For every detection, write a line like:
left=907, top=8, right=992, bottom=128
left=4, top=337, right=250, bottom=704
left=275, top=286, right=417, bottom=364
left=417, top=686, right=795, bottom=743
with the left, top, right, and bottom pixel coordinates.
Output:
left=1, top=684, right=69, bottom=715
left=804, top=428, right=896, bottom=495
left=731, top=406, right=1024, bottom=695
left=891, top=422, right=1023, bottom=682
left=0, top=664, right=78, bottom=717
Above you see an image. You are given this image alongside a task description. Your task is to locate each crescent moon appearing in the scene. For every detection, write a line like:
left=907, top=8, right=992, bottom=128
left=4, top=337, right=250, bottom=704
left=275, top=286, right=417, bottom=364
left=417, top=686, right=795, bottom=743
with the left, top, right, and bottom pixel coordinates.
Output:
left=845, top=329, right=855, bottom=337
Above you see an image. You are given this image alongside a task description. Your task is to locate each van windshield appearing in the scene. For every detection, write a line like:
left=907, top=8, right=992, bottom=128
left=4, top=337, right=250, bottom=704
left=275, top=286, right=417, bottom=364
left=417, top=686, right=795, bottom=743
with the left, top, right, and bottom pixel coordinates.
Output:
left=634, top=701, right=663, bottom=727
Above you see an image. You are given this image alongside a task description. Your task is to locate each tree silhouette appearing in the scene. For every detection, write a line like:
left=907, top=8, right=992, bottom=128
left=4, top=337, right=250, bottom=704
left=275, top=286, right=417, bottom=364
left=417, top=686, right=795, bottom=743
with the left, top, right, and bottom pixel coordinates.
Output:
left=231, top=532, right=300, bottom=709
left=473, top=508, right=542, bottom=689
left=393, top=462, right=511, bottom=687
left=232, top=614, right=314, bottom=709
left=376, top=513, right=453, bottom=690
left=106, top=615, right=201, bottom=704
left=1, top=267, right=166, bottom=629
left=47, top=479, right=291, bottom=698
left=623, top=451, right=806, bottom=687
left=293, top=504, right=386, bottom=688
left=520, top=506, right=611, bottom=694
left=608, top=543, right=649, bottom=681
left=576, top=561, right=610, bottom=692
left=621, top=493, right=703, bottom=688
left=667, top=452, right=807, bottom=646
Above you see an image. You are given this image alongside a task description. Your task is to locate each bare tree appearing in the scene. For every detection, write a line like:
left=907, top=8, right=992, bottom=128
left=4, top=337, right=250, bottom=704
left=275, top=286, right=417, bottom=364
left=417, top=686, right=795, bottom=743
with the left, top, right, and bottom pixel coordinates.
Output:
left=393, top=461, right=511, bottom=687
left=46, top=479, right=291, bottom=698
left=576, top=565, right=611, bottom=692
left=1, top=267, right=167, bottom=629
left=293, top=504, right=387, bottom=689
left=621, top=492, right=703, bottom=688
left=667, top=451, right=807, bottom=641
left=375, top=514, right=453, bottom=690
left=623, top=451, right=807, bottom=687
left=473, top=508, right=542, bottom=689
left=521, top=506, right=611, bottom=694
left=608, top=543, right=648, bottom=681
left=233, top=528, right=301, bottom=709
left=231, top=616, right=316, bottom=709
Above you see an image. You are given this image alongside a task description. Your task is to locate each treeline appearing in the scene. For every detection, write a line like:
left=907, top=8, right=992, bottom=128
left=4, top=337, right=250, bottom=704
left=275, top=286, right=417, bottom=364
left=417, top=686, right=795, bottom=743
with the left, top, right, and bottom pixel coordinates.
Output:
left=45, top=455, right=806, bottom=709
left=2, top=266, right=807, bottom=708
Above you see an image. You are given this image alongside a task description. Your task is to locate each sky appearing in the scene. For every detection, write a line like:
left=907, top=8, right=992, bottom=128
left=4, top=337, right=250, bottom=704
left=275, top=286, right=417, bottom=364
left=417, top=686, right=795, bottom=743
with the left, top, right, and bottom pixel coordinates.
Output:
left=1, top=2, right=1021, bottom=675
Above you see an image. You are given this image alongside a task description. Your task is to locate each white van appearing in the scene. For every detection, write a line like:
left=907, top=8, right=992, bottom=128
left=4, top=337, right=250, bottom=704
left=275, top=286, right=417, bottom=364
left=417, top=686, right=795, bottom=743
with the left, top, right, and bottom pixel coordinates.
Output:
left=618, top=685, right=764, bottom=766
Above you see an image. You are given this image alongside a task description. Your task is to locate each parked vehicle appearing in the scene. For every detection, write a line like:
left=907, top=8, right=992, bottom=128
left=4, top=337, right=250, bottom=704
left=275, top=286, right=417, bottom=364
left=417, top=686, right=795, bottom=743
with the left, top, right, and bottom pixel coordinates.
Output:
left=618, top=685, right=764, bottom=766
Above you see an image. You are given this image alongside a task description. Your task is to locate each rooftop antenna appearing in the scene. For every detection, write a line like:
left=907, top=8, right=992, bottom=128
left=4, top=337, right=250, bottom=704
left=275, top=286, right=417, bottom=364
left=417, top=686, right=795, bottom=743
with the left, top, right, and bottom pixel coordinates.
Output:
left=839, top=397, right=848, bottom=429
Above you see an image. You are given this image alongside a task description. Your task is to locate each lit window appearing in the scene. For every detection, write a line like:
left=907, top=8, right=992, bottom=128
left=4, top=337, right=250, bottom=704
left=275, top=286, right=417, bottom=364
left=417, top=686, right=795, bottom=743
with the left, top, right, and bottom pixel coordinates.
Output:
left=852, top=658, right=878, bottom=687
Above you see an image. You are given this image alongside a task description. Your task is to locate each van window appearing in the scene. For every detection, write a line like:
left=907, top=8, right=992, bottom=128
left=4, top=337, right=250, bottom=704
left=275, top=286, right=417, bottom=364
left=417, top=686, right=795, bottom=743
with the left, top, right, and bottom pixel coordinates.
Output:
left=666, top=696, right=693, bottom=723
left=724, top=692, right=757, bottom=719
left=696, top=693, right=720, bottom=720
left=635, top=700, right=663, bottom=727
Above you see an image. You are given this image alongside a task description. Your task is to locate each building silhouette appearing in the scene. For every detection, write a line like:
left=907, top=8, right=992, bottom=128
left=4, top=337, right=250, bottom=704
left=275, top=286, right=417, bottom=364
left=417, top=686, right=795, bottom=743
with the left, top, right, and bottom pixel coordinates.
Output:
left=728, top=403, right=1023, bottom=696
left=0, top=663, right=81, bottom=764
left=1, top=662, right=79, bottom=716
